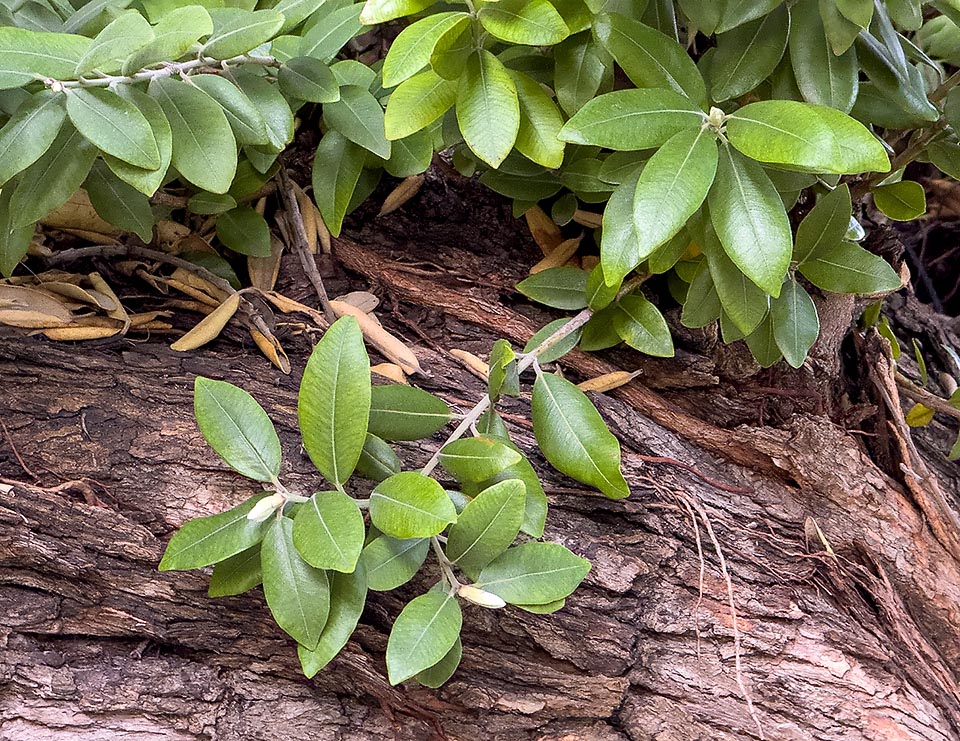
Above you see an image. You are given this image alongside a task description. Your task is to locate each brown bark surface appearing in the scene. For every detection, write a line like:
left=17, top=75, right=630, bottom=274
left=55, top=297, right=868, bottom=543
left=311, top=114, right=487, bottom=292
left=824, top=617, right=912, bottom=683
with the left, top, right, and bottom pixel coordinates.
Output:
left=1, top=177, right=959, bottom=740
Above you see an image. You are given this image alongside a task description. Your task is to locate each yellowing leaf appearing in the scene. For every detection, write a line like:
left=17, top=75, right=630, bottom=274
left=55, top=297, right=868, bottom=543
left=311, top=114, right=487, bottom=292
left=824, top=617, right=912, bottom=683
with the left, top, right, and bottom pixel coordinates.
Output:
left=530, top=235, right=582, bottom=274
left=371, top=362, right=408, bottom=384
left=449, top=348, right=489, bottom=379
left=0, top=284, right=73, bottom=327
left=577, top=369, right=641, bottom=393
left=330, top=299, right=422, bottom=375
left=171, top=292, right=241, bottom=351
left=41, top=325, right=121, bottom=340
left=524, top=204, right=562, bottom=255
left=905, top=402, right=935, bottom=427
left=250, top=327, right=292, bottom=373
left=379, top=174, right=424, bottom=216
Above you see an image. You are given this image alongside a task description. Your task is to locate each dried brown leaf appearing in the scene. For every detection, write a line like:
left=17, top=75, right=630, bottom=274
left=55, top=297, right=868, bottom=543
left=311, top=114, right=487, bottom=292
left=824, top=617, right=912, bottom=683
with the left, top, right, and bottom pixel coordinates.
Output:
left=171, top=292, right=241, bottom=351
left=379, top=175, right=424, bottom=216
left=330, top=299, right=422, bottom=375
left=530, top=235, right=582, bottom=274
left=524, top=205, right=562, bottom=256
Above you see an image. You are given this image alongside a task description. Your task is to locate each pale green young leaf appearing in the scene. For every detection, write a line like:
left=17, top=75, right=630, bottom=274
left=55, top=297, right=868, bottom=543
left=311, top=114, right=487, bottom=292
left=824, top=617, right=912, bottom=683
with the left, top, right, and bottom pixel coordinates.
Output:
left=361, top=535, right=429, bottom=591
left=386, top=589, right=462, bottom=685
left=633, top=128, right=718, bottom=266
left=312, top=131, right=365, bottom=237
left=476, top=541, right=590, bottom=605
left=415, top=637, right=461, bottom=688
left=0, top=27, right=91, bottom=89
left=771, top=278, right=819, bottom=368
left=123, top=6, right=213, bottom=75
left=613, top=294, right=674, bottom=357
left=293, top=490, right=365, bottom=572
left=66, top=88, right=160, bottom=170
left=560, top=88, right=703, bottom=150
left=279, top=57, right=340, bottom=103
left=873, top=180, right=926, bottom=221
left=103, top=87, right=172, bottom=196
left=299, top=316, right=371, bottom=485
left=0, top=91, right=65, bottom=187
left=216, top=206, right=272, bottom=257
left=368, top=384, right=451, bottom=441
left=456, top=50, right=520, bottom=168
left=439, top=436, right=523, bottom=484
left=384, top=70, right=456, bottom=140
left=511, top=71, right=565, bottom=169
left=298, top=566, right=368, bottom=677
left=149, top=77, right=237, bottom=194
left=790, top=0, right=858, bottom=113
left=382, top=11, right=470, bottom=88
left=478, top=0, right=569, bottom=45
left=190, top=74, right=270, bottom=147
left=516, top=266, right=589, bottom=310
left=10, top=124, right=96, bottom=228
left=233, top=70, right=294, bottom=153
left=300, top=3, right=364, bottom=62
left=325, top=85, right=391, bottom=159
left=360, top=0, right=437, bottom=24
left=794, top=184, right=851, bottom=263
left=85, top=161, right=155, bottom=243
left=709, top=5, right=789, bottom=102
left=203, top=8, right=284, bottom=59
left=261, top=517, right=331, bottom=650
left=708, top=145, right=792, bottom=296
left=369, top=471, right=457, bottom=538
left=208, top=544, right=262, bottom=597
left=531, top=372, right=629, bottom=499
left=356, top=433, right=401, bottom=482
left=159, top=494, right=268, bottom=571
left=75, top=11, right=154, bottom=76
left=798, top=241, right=902, bottom=293
left=446, top=479, right=525, bottom=579
left=593, top=12, right=707, bottom=106
left=487, top=339, right=518, bottom=401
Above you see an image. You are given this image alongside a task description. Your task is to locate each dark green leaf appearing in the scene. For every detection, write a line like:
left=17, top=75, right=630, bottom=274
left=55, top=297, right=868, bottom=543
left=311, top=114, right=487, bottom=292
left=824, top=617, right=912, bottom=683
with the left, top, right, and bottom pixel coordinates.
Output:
left=293, top=490, right=365, bottom=572
left=789, top=0, right=858, bottom=112
left=356, top=433, right=401, bottom=482
left=415, top=637, right=461, bottom=688
left=798, top=241, right=902, bottom=293
left=325, top=85, right=391, bottom=159
left=216, top=206, right=272, bottom=257
left=208, top=544, right=262, bottom=598
left=298, top=565, right=367, bottom=677
left=86, top=161, right=154, bottom=242
left=613, top=294, right=674, bottom=356
left=476, top=541, right=590, bottom=605
left=368, top=385, right=451, bottom=441
left=312, top=131, right=365, bottom=236
left=361, top=535, right=429, bottom=591
left=0, top=91, right=65, bottom=186
left=191, top=74, right=271, bottom=147
left=523, top=318, right=582, bottom=363
left=710, top=5, right=789, bottom=102
left=159, top=494, right=268, bottom=571
left=794, top=184, right=851, bottom=263
left=386, top=589, right=462, bottom=685
left=517, top=267, right=589, bottom=310
left=771, top=278, right=819, bottom=368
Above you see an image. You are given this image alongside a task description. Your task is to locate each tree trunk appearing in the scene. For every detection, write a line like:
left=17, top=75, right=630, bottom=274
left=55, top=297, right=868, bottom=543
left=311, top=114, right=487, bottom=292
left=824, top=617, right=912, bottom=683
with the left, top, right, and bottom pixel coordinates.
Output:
left=1, top=177, right=959, bottom=741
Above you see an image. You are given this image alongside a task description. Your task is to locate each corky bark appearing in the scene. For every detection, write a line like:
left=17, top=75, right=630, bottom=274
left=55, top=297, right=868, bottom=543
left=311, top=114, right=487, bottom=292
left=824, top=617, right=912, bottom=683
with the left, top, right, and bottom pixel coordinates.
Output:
left=1, top=176, right=959, bottom=740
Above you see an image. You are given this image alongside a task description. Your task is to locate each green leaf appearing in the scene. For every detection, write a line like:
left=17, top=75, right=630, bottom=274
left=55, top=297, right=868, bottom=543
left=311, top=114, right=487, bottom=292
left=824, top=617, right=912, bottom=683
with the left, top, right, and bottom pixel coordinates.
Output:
left=384, top=71, right=457, bottom=141
left=159, top=494, right=268, bottom=571
left=515, top=599, right=565, bottom=614
left=789, top=0, right=858, bottom=113
left=85, top=161, right=155, bottom=243
left=382, top=12, right=470, bottom=88
left=0, top=187, right=32, bottom=277
left=680, top=260, right=722, bottom=328
left=440, top=436, right=523, bottom=483
left=312, top=131, right=364, bottom=237
left=559, top=88, right=703, bottom=150
left=299, top=316, right=371, bottom=485
left=102, top=87, right=172, bottom=196
left=356, top=433, right=402, bottom=482
left=203, top=8, right=284, bottom=59
left=819, top=0, right=861, bottom=55
left=613, top=294, right=674, bottom=357
left=0, top=92, right=65, bottom=187
left=191, top=74, right=270, bottom=147
left=293, top=490, right=365, bottom=572
left=836, top=0, right=874, bottom=29
left=325, top=85, right=391, bottom=159
left=10, top=124, right=96, bottom=228
left=523, top=318, right=582, bottom=363
left=368, top=384, right=451, bottom=441
left=725, top=100, right=890, bottom=175
left=873, top=181, right=926, bottom=221
left=771, top=278, right=819, bottom=368
left=798, top=241, right=902, bottom=293
left=586, top=264, right=621, bottom=310
left=702, top=236, right=769, bottom=335
left=386, top=589, right=462, bottom=685
left=478, top=0, right=570, bottom=45
left=487, top=339, right=519, bottom=402
left=298, top=566, right=368, bottom=677
left=361, top=534, right=429, bottom=591
left=512, top=70, right=565, bottom=169
left=261, top=517, right=331, bottom=649
left=743, top=312, right=782, bottom=367
left=905, top=402, right=934, bottom=427
left=531, top=372, right=629, bottom=499
left=360, top=0, right=437, bottom=24
left=149, top=77, right=237, bottom=194
left=794, top=184, right=851, bottom=263
left=415, top=637, right=461, bottom=688
left=708, top=145, right=792, bottom=296
left=188, top=192, right=237, bottom=215
left=193, top=377, right=281, bottom=481
left=216, top=206, right=272, bottom=257
left=370, top=471, right=457, bottom=538
left=476, top=542, right=590, bottom=605
left=208, top=544, right=262, bottom=597
left=233, top=70, right=294, bottom=153
left=279, top=56, right=340, bottom=103
left=123, top=6, right=213, bottom=75
left=594, top=12, right=706, bottom=105
left=274, top=0, right=326, bottom=32
left=75, top=11, right=154, bottom=76
left=0, top=27, right=91, bottom=90
left=709, top=5, right=789, bottom=102
left=913, top=338, right=928, bottom=386
left=517, top=267, right=588, bottom=310
left=66, top=88, right=159, bottom=170
left=554, top=32, right=611, bottom=116
left=456, top=50, right=520, bottom=168
left=600, top=169, right=641, bottom=286
left=300, top=2, right=364, bottom=63
left=446, top=479, right=525, bottom=579
left=386, top=129, right=433, bottom=178
left=633, top=128, right=718, bottom=268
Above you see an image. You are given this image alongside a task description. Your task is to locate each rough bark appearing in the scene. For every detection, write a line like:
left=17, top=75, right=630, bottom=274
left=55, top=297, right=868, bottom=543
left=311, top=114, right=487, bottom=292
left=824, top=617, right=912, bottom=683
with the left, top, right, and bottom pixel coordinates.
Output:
left=1, top=176, right=959, bottom=740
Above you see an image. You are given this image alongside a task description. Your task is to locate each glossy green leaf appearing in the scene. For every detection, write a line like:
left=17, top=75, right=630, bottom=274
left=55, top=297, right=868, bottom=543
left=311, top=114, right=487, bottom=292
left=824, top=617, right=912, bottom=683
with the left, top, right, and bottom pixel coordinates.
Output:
left=159, top=494, right=268, bottom=571
left=523, top=318, right=582, bottom=363
left=384, top=70, right=456, bottom=140
left=794, top=184, right=851, bottom=263
left=798, top=241, right=902, bottom=293
left=476, top=542, right=590, bottom=605
left=279, top=56, right=340, bottom=103
left=744, top=312, right=782, bottom=367
left=710, top=5, right=789, bottom=102
left=293, top=490, right=365, bottom=573
left=0, top=92, right=65, bottom=187
left=85, top=161, right=154, bottom=243
left=771, top=278, right=819, bottom=368
left=208, top=544, right=262, bottom=597
left=368, top=384, right=451, bottom=441
left=440, top=437, right=522, bottom=483
left=74, top=11, right=153, bottom=76
left=680, top=261, right=722, bottom=328
left=531, top=372, right=629, bottom=499
left=382, top=11, right=470, bottom=88
left=613, top=294, right=674, bottom=357
left=0, top=27, right=91, bottom=89
left=312, top=130, right=365, bottom=236
left=261, top=517, right=331, bottom=649
left=456, top=50, right=520, bottom=168
left=123, top=6, right=213, bottom=74
left=708, top=145, right=791, bottom=296
left=446, top=479, right=524, bottom=579
left=361, top=535, right=429, bottom=591
left=790, top=0, right=858, bottom=112
left=149, top=77, right=237, bottom=194
left=599, top=169, right=641, bottom=286
left=512, top=70, right=565, bottom=169
left=487, top=339, right=519, bottom=402
left=356, top=433, right=401, bottom=482
left=554, top=32, right=611, bottom=115
left=386, top=589, right=462, bottom=685
left=873, top=180, right=926, bottom=221
left=300, top=3, right=364, bottom=62
left=818, top=0, right=861, bottom=55
left=478, top=0, right=569, bottom=45
left=703, top=236, right=769, bottom=335
left=370, top=471, right=457, bottom=538
left=360, top=0, right=437, bottom=24
left=415, top=637, right=461, bottom=688
left=517, top=267, right=588, bottom=310
left=216, top=206, right=272, bottom=257
left=386, top=129, right=433, bottom=178
left=298, top=565, right=367, bottom=677
left=586, top=264, right=620, bottom=310
left=102, top=87, right=172, bottom=196
left=325, top=85, right=391, bottom=159
left=233, top=70, right=294, bottom=153
left=203, top=9, right=284, bottom=59
left=66, top=88, right=159, bottom=169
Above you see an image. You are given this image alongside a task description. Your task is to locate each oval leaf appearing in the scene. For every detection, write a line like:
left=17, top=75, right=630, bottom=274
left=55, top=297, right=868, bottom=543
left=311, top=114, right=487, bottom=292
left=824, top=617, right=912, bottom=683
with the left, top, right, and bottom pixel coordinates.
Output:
left=293, top=490, right=365, bottom=572
left=445, top=479, right=525, bottom=579
left=159, top=494, right=268, bottom=571
left=386, top=589, right=462, bottom=685
left=476, top=541, right=590, bottom=605
left=369, top=471, right=458, bottom=538
left=368, top=384, right=451, bottom=441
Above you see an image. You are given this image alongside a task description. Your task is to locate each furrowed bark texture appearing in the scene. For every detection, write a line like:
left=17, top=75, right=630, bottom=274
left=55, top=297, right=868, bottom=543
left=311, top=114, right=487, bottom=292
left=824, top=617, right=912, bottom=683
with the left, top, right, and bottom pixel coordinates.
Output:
left=1, top=177, right=959, bottom=740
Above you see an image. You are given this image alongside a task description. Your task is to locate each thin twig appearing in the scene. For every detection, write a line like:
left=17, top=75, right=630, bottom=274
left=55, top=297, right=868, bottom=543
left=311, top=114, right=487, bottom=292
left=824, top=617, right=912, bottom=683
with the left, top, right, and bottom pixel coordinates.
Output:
left=0, top=419, right=38, bottom=480
left=895, top=372, right=960, bottom=423
left=677, top=495, right=706, bottom=692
